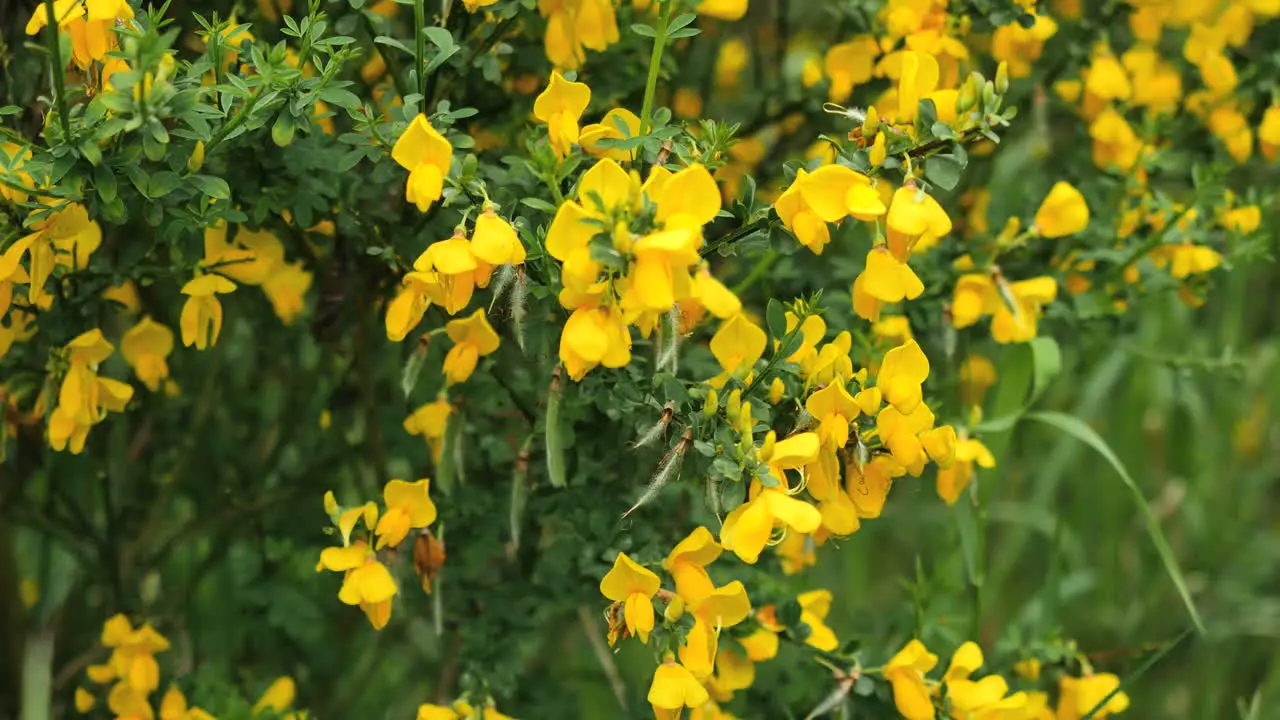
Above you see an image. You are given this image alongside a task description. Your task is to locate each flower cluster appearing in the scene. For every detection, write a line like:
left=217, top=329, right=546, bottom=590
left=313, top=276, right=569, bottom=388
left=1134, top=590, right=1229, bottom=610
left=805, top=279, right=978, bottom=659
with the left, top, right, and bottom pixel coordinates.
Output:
left=317, top=478, right=439, bottom=629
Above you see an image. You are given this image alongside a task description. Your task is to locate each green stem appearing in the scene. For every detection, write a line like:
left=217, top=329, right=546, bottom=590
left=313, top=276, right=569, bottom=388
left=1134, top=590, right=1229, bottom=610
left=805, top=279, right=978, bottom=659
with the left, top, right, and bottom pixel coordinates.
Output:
left=638, top=1, right=674, bottom=137
left=731, top=249, right=778, bottom=295
left=203, top=87, right=263, bottom=156
left=42, top=0, right=71, bottom=138
left=413, top=0, right=427, bottom=102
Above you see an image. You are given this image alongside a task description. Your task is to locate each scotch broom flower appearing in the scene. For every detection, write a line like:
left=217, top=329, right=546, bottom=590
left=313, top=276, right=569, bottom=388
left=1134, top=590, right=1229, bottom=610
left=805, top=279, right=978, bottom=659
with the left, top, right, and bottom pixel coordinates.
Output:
left=121, top=317, right=174, bottom=392
left=442, top=308, right=501, bottom=385
left=180, top=274, right=237, bottom=350
left=1033, top=182, right=1090, bottom=238
left=886, top=639, right=938, bottom=720
left=534, top=71, right=592, bottom=159
left=599, top=552, right=661, bottom=643
left=392, top=115, right=454, bottom=213
left=374, top=478, right=437, bottom=550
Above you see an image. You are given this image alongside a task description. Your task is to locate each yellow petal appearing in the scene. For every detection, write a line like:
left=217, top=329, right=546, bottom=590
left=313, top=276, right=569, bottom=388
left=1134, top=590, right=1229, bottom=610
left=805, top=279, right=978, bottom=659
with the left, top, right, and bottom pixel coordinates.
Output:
left=599, top=551, right=661, bottom=601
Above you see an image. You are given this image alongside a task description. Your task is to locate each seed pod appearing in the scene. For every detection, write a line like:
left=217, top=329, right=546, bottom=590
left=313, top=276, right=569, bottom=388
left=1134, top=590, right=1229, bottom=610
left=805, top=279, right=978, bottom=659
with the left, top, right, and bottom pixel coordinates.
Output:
left=511, top=266, right=528, bottom=353
left=436, top=401, right=463, bottom=494
left=545, top=366, right=567, bottom=488
left=510, top=438, right=532, bottom=551
left=412, top=530, right=446, bottom=594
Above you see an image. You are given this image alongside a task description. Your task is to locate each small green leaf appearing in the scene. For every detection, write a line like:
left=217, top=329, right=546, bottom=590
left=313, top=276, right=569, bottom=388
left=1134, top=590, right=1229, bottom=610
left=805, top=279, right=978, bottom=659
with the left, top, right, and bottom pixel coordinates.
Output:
left=93, top=164, right=117, bottom=203
left=924, top=155, right=964, bottom=191
left=765, top=299, right=787, bottom=342
left=631, top=23, right=657, bottom=37
left=189, top=174, right=231, bottom=200
left=148, top=171, right=181, bottom=198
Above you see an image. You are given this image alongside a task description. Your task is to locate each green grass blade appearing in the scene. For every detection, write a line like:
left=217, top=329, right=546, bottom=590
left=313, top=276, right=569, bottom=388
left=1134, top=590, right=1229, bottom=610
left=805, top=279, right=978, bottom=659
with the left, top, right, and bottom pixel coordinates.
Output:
left=1081, top=628, right=1192, bottom=720
left=1024, top=411, right=1206, bottom=634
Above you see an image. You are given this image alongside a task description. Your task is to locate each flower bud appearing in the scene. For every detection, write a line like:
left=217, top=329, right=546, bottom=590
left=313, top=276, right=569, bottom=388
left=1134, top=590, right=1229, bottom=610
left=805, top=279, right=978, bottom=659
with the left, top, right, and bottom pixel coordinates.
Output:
left=995, top=61, right=1010, bottom=95
left=869, top=132, right=887, bottom=167
left=664, top=595, right=685, bottom=623
left=758, top=430, right=777, bottom=463
left=726, top=389, right=742, bottom=419
left=957, top=80, right=979, bottom=115
left=702, top=388, right=719, bottom=418
left=769, top=377, right=785, bottom=405
left=861, top=106, right=879, bottom=138
left=187, top=140, right=205, bottom=173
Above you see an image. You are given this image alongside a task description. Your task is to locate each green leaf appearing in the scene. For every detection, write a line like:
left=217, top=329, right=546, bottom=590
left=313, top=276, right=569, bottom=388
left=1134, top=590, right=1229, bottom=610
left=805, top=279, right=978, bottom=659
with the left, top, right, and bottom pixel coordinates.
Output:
left=318, top=87, right=362, bottom=110
left=924, top=155, right=964, bottom=191
left=374, top=35, right=415, bottom=56
left=93, top=164, right=117, bottom=203
left=189, top=174, right=231, bottom=200
left=765, top=299, right=787, bottom=342
left=1024, top=411, right=1205, bottom=634
left=148, top=171, right=181, bottom=198
left=1026, top=336, right=1061, bottom=406
left=422, top=26, right=454, bottom=51
left=631, top=23, right=657, bottom=37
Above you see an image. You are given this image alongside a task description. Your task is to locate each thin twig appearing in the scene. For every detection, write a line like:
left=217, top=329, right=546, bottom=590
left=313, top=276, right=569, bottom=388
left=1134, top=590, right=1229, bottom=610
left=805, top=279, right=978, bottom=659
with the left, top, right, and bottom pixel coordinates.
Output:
left=577, top=604, right=628, bottom=711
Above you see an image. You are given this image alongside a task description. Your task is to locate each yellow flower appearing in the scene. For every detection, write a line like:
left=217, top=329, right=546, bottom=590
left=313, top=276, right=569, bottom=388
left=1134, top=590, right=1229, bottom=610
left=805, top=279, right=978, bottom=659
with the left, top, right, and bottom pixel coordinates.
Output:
left=896, top=50, right=939, bottom=123
left=121, top=317, right=174, bottom=392
left=886, top=639, right=938, bottom=720
left=599, top=552, right=661, bottom=643
left=715, top=38, right=749, bottom=88
left=663, top=526, right=722, bottom=606
left=534, top=71, right=592, bottom=159
left=854, top=247, right=924, bottom=322
left=885, top=185, right=952, bottom=260
left=709, top=313, right=766, bottom=378
left=102, top=280, right=141, bottom=314
left=404, top=400, right=451, bottom=463
left=776, top=166, right=885, bottom=255
left=847, top=454, right=901, bottom=519
left=936, top=437, right=995, bottom=505
left=462, top=0, right=499, bottom=10
left=374, top=478, right=437, bottom=549
left=824, top=36, right=879, bottom=102
left=720, top=434, right=822, bottom=563
left=442, top=308, right=501, bottom=385
left=1089, top=108, right=1142, bottom=173
left=319, top=542, right=398, bottom=629
left=699, top=0, right=747, bottom=21
left=648, top=163, right=721, bottom=230
left=412, top=233, right=491, bottom=316
left=74, top=687, right=95, bottom=712
left=0, top=235, right=33, bottom=320
left=180, top=274, right=237, bottom=350
left=991, top=276, right=1057, bottom=344
left=992, top=12, right=1057, bottom=78
left=470, top=209, right=527, bottom=267
left=161, top=685, right=217, bottom=720
left=392, top=115, right=454, bottom=213
left=262, top=262, right=313, bottom=325
left=22, top=202, right=102, bottom=306
left=559, top=305, right=632, bottom=380
left=107, top=683, right=153, bottom=720
left=621, top=227, right=702, bottom=312
left=1, top=141, right=35, bottom=204
left=1033, top=182, right=1090, bottom=238
left=579, top=108, right=641, bottom=160
left=795, top=590, right=838, bottom=651
left=648, top=659, right=710, bottom=714
left=1260, top=106, right=1280, bottom=161
left=1057, top=674, right=1129, bottom=720
left=876, top=339, right=930, bottom=414
left=253, top=676, right=297, bottom=714
left=678, top=580, right=752, bottom=677
left=958, top=354, right=996, bottom=407
left=805, top=381, right=860, bottom=449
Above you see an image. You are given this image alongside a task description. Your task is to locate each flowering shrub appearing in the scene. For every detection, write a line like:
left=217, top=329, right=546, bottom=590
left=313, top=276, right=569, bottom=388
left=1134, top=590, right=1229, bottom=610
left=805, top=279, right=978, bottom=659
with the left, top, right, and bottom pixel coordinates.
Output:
left=2, top=0, right=1278, bottom=718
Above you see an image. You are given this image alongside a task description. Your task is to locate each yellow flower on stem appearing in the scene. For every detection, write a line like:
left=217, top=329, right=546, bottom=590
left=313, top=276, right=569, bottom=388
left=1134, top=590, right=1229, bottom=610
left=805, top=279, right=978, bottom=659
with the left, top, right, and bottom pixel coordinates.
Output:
left=623, top=227, right=702, bottom=312
left=599, top=552, right=661, bottom=643
left=885, top=185, right=952, bottom=260
left=319, top=541, right=398, bottom=630
left=442, top=308, right=501, bottom=385
left=374, top=478, right=437, bottom=549
left=853, top=247, right=924, bottom=322
left=648, top=658, right=710, bottom=716
left=203, top=224, right=282, bottom=285
left=121, top=317, right=174, bottom=392
left=180, top=274, right=237, bottom=350
left=720, top=434, right=822, bottom=563
left=990, top=276, right=1057, bottom=344
left=1057, top=674, right=1129, bottom=720
left=678, top=580, right=752, bottom=678
left=404, top=400, right=451, bottom=463
left=886, top=639, right=938, bottom=720
left=662, top=526, right=722, bottom=606
left=559, top=305, right=632, bottom=381
left=896, top=50, right=940, bottom=123
left=805, top=381, right=860, bottom=449
left=534, top=71, right=592, bottom=159
left=1033, top=182, right=1090, bottom=238
left=470, top=209, right=527, bottom=267
left=936, top=436, right=995, bottom=505
left=647, top=163, right=721, bottom=230
left=392, top=115, right=454, bottom=212
left=795, top=589, right=839, bottom=651
left=253, top=676, right=297, bottom=715
left=709, top=313, right=766, bottom=379
left=824, top=36, right=879, bottom=102
left=262, top=262, right=313, bottom=326
left=579, top=108, right=641, bottom=160
left=413, top=233, right=491, bottom=316
left=875, top=339, right=930, bottom=414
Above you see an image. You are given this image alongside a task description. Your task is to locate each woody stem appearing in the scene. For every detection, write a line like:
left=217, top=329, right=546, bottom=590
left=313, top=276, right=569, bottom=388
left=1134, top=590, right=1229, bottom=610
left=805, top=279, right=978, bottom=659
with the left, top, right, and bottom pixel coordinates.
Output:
left=42, top=0, right=71, bottom=137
